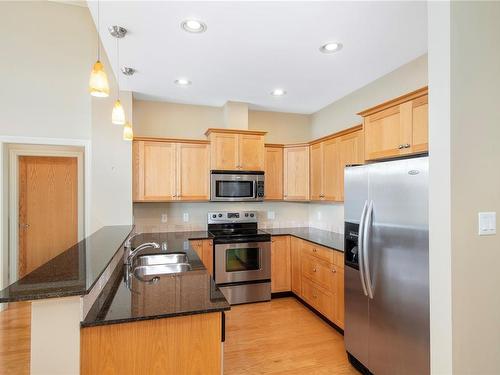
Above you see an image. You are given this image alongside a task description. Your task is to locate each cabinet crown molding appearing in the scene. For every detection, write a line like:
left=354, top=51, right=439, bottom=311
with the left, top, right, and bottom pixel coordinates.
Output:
left=309, top=124, right=363, bottom=145
left=204, top=128, right=268, bottom=136
left=133, top=136, right=210, bottom=145
left=357, top=86, right=428, bottom=117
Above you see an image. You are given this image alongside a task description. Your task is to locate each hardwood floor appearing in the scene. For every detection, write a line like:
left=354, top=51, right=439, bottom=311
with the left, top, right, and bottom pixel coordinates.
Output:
left=0, top=302, right=30, bottom=375
left=224, top=297, right=358, bottom=375
left=0, top=298, right=357, bottom=375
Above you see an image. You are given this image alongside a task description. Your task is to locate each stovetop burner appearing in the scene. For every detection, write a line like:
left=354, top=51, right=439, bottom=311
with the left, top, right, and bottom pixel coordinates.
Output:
left=207, top=210, right=270, bottom=244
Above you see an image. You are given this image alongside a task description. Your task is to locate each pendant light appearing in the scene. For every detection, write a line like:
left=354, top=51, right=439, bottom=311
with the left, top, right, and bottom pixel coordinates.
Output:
left=89, top=0, right=110, bottom=97
left=110, top=28, right=126, bottom=125
left=123, top=121, right=134, bottom=141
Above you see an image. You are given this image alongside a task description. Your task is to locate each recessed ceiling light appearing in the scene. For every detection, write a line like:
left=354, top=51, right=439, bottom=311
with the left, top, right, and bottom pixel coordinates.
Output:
left=320, top=42, right=343, bottom=54
left=271, top=88, right=286, bottom=97
left=175, top=78, right=192, bottom=86
left=181, top=19, right=207, bottom=33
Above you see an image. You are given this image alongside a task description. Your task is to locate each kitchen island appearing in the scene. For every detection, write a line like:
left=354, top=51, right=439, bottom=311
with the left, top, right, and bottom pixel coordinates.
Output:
left=0, top=227, right=230, bottom=375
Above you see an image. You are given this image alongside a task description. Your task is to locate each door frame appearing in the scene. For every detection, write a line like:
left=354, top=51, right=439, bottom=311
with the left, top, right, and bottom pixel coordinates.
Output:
left=0, top=136, right=91, bottom=286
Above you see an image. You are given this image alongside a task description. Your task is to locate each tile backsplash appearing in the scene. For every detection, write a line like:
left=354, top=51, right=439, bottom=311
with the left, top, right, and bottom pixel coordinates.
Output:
left=133, top=201, right=345, bottom=234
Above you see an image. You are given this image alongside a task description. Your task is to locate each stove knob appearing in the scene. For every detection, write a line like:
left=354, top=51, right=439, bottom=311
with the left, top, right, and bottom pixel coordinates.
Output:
left=218, top=214, right=223, bottom=218
left=245, top=213, right=249, bottom=217
left=212, top=214, right=217, bottom=219
left=250, top=213, right=254, bottom=218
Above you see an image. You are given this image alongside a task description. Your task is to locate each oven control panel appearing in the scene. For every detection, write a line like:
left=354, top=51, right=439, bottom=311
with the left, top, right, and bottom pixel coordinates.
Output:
left=208, top=211, right=258, bottom=224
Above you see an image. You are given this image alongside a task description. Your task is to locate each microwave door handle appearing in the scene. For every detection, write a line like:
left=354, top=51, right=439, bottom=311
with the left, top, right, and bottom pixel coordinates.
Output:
left=253, top=180, right=257, bottom=199
left=358, top=200, right=369, bottom=297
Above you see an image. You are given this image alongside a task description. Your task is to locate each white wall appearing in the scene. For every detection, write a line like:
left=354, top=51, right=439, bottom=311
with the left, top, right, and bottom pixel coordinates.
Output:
left=310, top=54, right=428, bottom=139
left=0, top=1, right=133, bottom=289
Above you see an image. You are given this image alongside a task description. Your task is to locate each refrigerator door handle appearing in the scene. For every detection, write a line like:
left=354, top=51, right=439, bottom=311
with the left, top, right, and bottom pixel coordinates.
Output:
left=363, top=200, right=375, bottom=299
left=358, top=200, right=369, bottom=297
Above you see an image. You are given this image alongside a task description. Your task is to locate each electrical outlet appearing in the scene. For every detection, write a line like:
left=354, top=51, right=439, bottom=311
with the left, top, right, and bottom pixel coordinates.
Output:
left=479, top=212, right=496, bottom=236
left=267, top=211, right=275, bottom=220
left=183, top=213, right=189, bottom=222
left=183, top=241, right=189, bottom=250
left=161, top=214, right=168, bottom=223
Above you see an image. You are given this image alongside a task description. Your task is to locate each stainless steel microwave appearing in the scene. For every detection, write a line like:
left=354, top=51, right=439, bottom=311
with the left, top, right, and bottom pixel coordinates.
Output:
left=210, top=171, right=264, bottom=202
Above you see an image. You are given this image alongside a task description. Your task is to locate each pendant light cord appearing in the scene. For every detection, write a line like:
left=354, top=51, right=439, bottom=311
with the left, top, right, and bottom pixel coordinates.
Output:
left=116, top=36, right=120, bottom=100
left=97, top=0, right=100, bottom=60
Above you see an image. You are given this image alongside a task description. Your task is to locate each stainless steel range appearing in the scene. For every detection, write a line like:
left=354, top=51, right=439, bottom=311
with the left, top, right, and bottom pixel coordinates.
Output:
left=208, top=211, right=271, bottom=305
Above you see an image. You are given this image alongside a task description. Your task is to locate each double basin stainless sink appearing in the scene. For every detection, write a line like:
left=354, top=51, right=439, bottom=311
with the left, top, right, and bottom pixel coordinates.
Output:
left=131, top=253, right=192, bottom=282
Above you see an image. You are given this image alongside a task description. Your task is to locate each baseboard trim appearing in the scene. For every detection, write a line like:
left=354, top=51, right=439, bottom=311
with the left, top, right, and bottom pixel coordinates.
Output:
left=271, top=291, right=294, bottom=299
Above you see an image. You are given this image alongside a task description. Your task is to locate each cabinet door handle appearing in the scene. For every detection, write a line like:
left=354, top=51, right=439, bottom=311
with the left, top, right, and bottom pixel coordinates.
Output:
left=313, top=248, right=317, bottom=253
left=404, top=143, right=411, bottom=148
left=313, top=268, right=317, bottom=273
left=398, top=144, right=404, bottom=150
left=332, top=268, right=337, bottom=273
left=313, top=294, right=318, bottom=299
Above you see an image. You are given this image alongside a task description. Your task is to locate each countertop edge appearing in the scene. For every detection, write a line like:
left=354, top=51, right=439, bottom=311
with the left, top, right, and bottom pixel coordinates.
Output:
left=263, top=228, right=344, bottom=253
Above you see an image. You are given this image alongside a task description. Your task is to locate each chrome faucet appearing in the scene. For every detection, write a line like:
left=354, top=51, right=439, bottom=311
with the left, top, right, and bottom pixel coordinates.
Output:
left=126, top=242, right=160, bottom=266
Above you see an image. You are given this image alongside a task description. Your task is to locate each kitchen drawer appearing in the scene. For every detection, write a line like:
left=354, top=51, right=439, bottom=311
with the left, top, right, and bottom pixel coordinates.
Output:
left=301, top=254, right=335, bottom=292
left=301, top=240, right=334, bottom=264
left=301, top=276, right=334, bottom=321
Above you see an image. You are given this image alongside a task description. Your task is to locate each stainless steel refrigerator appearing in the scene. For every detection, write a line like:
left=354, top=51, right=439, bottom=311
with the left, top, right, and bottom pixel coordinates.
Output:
left=344, top=156, right=429, bottom=375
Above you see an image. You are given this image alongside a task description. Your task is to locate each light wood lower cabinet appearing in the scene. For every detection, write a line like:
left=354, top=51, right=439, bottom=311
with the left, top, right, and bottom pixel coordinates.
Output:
left=290, top=236, right=302, bottom=295
left=271, top=236, right=291, bottom=292
left=189, top=239, right=214, bottom=275
left=81, top=312, right=222, bottom=375
left=271, top=236, right=344, bottom=329
left=133, top=139, right=210, bottom=202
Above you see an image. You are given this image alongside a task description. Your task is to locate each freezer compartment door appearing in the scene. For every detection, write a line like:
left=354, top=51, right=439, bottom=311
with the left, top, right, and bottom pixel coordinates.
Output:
left=366, top=157, right=429, bottom=375
left=344, top=265, right=369, bottom=367
left=344, top=165, right=369, bottom=224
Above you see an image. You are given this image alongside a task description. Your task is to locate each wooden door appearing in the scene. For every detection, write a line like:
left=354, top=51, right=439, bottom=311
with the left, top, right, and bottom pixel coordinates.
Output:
left=143, top=142, right=176, bottom=200
left=19, top=156, right=78, bottom=277
left=264, top=146, right=283, bottom=200
left=322, top=138, right=340, bottom=201
left=177, top=143, right=210, bottom=200
left=309, top=143, right=323, bottom=200
left=271, top=236, right=291, bottom=292
left=210, top=133, right=239, bottom=170
left=337, top=131, right=364, bottom=201
left=283, top=146, right=309, bottom=201
left=239, top=134, right=264, bottom=171
left=411, top=95, right=428, bottom=153
left=364, top=105, right=408, bottom=160
left=290, top=237, right=302, bottom=295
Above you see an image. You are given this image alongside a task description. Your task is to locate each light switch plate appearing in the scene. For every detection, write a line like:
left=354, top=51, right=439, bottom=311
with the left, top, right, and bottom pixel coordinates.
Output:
left=183, top=213, right=189, bottom=222
left=478, top=212, right=496, bottom=236
left=161, top=214, right=168, bottom=223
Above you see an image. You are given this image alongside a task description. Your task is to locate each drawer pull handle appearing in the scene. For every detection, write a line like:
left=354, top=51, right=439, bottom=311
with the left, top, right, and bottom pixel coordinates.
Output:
left=313, top=248, right=317, bottom=253
left=313, top=294, right=318, bottom=299
left=332, top=268, right=336, bottom=273
left=313, top=268, right=317, bottom=273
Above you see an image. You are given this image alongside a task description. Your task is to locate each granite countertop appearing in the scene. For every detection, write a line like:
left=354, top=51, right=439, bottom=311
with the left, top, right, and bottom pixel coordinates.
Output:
left=263, top=227, right=344, bottom=252
left=81, top=231, right=230, bottom=328
left=0, top=225, right=134, bottom=303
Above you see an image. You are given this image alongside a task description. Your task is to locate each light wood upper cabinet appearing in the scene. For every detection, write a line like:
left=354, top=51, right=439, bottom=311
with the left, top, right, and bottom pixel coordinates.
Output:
left=239, top=133, right=265, bottom=170
left=177, top=143, right=210, bottom=200
left=309, top=143, right=323, bottom=200
left=271, top=236, right=291, bottom=293
left=336, top=130, right=364, bottom=201
left=133, top=141, right=176, bottom=201
left=283, top=145, right=309, bottom=201
left=264, top=145, right=283, bottom=200
left=360, top=87, right=428, bottom=161
left=205, top=129, right=266, bottom=171
left=133, top=139, right=210, bottom=202
left=309, top=127, right=363, bottom=202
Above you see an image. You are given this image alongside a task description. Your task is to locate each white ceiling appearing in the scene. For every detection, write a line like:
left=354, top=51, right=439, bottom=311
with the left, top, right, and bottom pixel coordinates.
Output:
left=88, top=1, right=427, bottom=114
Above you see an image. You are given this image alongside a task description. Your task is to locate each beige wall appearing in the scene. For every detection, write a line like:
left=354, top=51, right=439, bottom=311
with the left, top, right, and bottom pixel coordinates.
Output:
left=133, top=100, right=224, bottom=139
left=311, top=54, right=428, bottom=139
left=0, top=2, right=133, bottom=289
left=248, top=110, right=311, bottom=144
left=449, top=2, right=500, bottom=373
left=133, top=99, right=312, bottom=143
